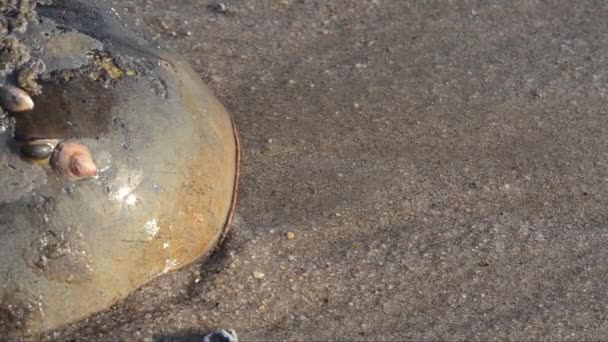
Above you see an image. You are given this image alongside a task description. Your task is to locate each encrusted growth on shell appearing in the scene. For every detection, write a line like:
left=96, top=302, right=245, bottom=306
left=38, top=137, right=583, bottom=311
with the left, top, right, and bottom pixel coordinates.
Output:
left=0, top=1, right=43, bottom=93
left=0, top=0, right=44, bottom=137
left=0, top=287, right=43, bottom=337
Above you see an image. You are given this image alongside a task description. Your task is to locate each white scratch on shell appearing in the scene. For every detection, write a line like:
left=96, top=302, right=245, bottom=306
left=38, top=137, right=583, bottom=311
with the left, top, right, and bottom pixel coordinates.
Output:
left=144, top=219, right=159, bottom=239
left=125, top=193, right=138, bottom=205
left=162, top=258, right=179, bottom=273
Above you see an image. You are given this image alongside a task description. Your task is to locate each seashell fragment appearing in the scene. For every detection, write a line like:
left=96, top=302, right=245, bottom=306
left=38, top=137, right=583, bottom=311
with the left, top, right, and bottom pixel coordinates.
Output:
left=0, top=85, right=34, bottom=112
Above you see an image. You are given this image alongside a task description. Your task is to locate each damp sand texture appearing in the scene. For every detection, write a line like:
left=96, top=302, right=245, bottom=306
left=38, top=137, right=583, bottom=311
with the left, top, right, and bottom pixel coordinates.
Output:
left=26, top=0, right=608, bottom=341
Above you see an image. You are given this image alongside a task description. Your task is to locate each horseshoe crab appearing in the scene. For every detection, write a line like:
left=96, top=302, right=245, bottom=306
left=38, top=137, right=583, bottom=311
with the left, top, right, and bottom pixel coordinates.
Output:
left=0, top=0, right=239, bottom=337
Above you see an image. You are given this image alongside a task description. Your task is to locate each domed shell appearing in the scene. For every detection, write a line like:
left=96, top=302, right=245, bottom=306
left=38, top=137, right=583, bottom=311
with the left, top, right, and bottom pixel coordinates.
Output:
left=0, top=0, right=239, bottom=336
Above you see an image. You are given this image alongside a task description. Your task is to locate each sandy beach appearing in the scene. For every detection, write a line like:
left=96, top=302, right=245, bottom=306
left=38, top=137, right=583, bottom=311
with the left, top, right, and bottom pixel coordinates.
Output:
left=31, top=0, right=608, bottom=340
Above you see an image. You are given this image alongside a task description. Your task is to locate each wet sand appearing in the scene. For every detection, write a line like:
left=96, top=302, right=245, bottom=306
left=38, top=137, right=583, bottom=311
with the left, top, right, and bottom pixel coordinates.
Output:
left=31, top=0, right=608, bottom=341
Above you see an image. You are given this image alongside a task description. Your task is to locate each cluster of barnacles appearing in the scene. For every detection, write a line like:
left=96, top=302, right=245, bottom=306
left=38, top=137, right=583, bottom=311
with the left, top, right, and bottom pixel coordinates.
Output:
left=0, top=85, right=97, bottom=181
left=0, top=0, right=96, bottom=182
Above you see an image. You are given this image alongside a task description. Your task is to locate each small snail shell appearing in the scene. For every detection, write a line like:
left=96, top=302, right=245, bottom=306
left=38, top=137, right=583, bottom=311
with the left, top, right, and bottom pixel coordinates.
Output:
left=20, top=142, right=54, bottom=160
left=0, top=85, right=34, bottom=112
left=50, top=141, right=97, bottom=181
left=18, top=139, right=60, bottom=163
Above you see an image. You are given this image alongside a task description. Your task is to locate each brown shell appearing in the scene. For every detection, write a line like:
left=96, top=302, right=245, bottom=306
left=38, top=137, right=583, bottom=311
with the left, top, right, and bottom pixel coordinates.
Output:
left=0, top=0, right=240, bottom=337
